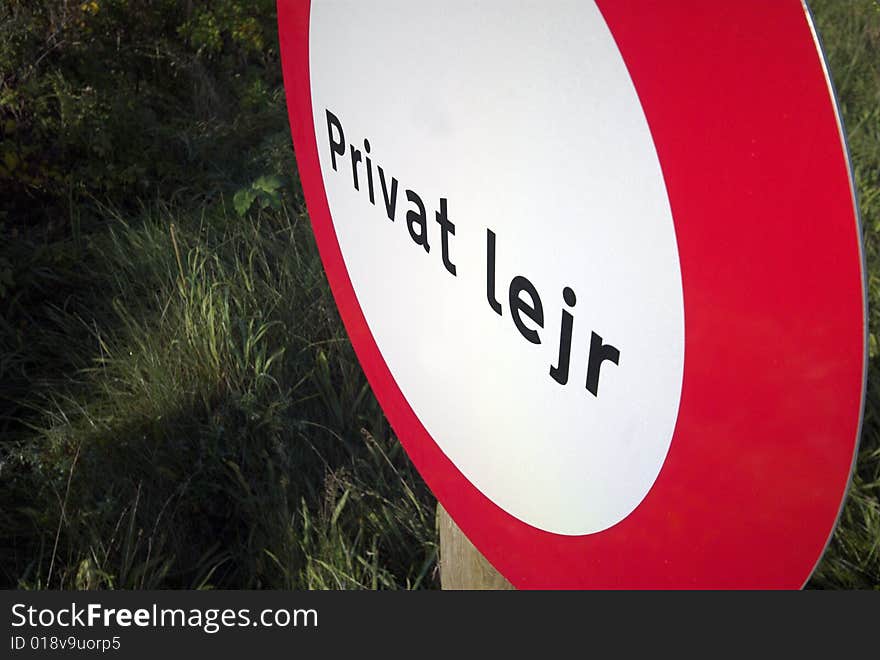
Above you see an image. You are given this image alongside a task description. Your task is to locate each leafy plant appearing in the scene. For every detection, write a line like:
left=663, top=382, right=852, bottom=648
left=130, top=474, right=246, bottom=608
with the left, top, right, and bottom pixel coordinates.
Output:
left=233, top=175, right=284, bottom=217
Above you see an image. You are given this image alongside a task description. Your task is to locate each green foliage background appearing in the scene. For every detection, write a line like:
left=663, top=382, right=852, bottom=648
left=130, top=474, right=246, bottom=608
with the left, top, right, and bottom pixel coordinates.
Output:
left=0, top=0, right=878, bottom=589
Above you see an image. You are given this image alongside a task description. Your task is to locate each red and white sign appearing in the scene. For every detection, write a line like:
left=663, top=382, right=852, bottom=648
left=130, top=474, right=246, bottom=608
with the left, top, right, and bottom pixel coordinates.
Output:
left=278, top=0, right=866, bottom=588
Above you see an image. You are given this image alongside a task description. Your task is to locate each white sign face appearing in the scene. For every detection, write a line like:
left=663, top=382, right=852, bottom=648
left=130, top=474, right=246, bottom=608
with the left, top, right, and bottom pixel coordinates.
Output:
left=309, top=2, right=684, bottom=535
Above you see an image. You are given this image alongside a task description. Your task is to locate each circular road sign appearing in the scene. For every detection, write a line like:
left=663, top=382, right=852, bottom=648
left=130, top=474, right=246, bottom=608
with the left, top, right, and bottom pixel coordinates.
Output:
left=277, top=0, right=866, bottom=588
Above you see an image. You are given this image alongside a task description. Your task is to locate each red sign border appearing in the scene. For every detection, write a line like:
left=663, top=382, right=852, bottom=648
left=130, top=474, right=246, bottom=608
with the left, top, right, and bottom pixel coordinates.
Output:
left=277, top=0, right=866, bottom=588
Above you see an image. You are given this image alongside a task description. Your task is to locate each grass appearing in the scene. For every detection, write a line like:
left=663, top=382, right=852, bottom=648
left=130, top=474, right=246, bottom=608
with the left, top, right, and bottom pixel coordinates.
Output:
left=0, top=0, right=878, bottom=589
left=0, top=199, right=438, bottom=589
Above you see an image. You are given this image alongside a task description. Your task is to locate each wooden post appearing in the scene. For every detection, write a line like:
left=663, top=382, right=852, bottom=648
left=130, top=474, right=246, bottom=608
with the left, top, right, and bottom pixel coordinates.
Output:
left=436, top=503, right=514, bottom=590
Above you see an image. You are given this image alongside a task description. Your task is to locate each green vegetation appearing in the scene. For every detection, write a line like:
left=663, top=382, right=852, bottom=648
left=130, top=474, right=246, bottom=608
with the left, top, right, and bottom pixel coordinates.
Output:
left=0, top=1, right=878, bottom=589
left=798, top=0, right=880, bottom=589
left=0, top=0, right=436, bottom=589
